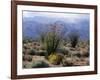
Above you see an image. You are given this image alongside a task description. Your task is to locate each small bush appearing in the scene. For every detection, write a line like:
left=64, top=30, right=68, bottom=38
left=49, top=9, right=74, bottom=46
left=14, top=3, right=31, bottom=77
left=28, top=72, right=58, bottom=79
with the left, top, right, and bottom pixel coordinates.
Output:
left=23, top=39, right=29, bottom=44
left=40, top=24, right=66, bottom=57
left=57, top=48, right=69, bottom=55
left=23, top=44, right=28, bottom=49
left=62, top=57, right=73, bottom=66
left=36, top=50, right=47, bottom=56
left=28, top=39, right=33, bottom=42
left=23, top=54, right=32, bottom=62
left=40, top=46, right=46, bottom=50
left=63, top=42, right=67, bottom=46
left=28, top=49, right=36, bottom=55
left=83, top=51, right=89, bottom=57
left=32, top=61, right=49, bottom=68
left=23, top=62, right=33, bottom=68
left=75, top=53, right=81, bottom=58
left=48, top=53, right=63, bottom=65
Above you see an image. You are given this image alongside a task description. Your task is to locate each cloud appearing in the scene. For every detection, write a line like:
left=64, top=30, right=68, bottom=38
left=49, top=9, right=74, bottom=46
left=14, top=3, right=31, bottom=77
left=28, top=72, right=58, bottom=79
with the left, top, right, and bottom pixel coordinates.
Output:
left=23, top=11, right=89, bottom=23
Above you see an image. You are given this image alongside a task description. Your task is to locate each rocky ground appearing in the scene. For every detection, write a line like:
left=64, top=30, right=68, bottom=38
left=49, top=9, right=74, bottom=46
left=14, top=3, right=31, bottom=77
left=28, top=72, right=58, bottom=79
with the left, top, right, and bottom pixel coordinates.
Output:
left=23, top=39, right=89, bottom=68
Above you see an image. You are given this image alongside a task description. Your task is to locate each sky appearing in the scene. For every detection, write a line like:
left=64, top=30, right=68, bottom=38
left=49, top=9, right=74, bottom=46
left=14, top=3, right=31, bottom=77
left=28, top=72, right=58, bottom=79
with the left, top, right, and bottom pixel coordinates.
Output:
left=22, top=11, right=90, bottom=40
left=23, top=11, right=89, bottom=24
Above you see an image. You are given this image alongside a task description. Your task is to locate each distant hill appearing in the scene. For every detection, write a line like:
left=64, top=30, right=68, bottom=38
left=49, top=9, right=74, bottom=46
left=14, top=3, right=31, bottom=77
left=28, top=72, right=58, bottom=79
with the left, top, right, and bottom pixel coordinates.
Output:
left=22, top=16, right=89, bottom=40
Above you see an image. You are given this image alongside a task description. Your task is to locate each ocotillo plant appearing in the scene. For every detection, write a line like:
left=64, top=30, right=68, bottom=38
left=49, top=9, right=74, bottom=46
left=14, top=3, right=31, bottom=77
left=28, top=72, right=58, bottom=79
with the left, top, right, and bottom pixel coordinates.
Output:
left=68, top=31, right=79, bottom=48
left=44, top=24, right=66, bottom=57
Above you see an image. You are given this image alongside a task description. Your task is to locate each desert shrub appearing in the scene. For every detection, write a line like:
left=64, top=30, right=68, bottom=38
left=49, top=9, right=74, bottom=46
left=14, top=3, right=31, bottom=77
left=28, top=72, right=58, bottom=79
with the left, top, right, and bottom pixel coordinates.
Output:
left=28, top=49, right=36, bottom=55
left=38, top=24, right=67, bottom=58
left=82, top=51, right=89, bottom=57
left=33, top=42, right=37, bottom=46
left=23, top=39, right=29, bottom=44
left=37, top=43, right=40, bottom=46
left=23, top=54, right=32, bottom=62
left=28, top=39, right=33, bottom=42
left=23, top=62, right=33, bottom=68
left=75, top=53, right=81, bottom=58
left=36, top=50, right=48, bottom=56
left=33, top=46, right=37, bottom=50
left=40, top=46, right=46, bottom=50
left=23, top=43, right=28, bottom=49
left=57, top=48, right=69, bottom=55
left=68, top=31, right=79, bottom=48
left=45, top=32, right=60, bottom=57
left=40, top=45, right=45, bottom=50
left=71, top=51, right=82, bottom=58
left=32, top=61, right=49, bottom=68
left=44, top=24, right=66, bottom=57
left=62, top=57, right=73, bottom=66
left=80, top=48, right=89, bottom=57
left=35, top=47, right=40, bottom=51
left=48, top=53, right=63, bottom=65
left=63, top=42, right=67, bottom=46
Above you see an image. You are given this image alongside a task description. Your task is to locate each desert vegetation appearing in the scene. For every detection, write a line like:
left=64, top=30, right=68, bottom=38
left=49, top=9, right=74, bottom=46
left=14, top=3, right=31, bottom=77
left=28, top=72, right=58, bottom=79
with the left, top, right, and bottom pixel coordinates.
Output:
left=22, top=23, right=89, bottom=68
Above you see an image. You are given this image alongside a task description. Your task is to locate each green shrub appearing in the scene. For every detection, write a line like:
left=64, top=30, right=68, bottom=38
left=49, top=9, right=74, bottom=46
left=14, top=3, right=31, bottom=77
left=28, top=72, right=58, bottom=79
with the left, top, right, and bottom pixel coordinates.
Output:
left=57, top=48, right=69, bottom=55
left=23, top=39, right=28, bottom=44
left=48, top=53, right=63, bottom=65
left=39, top=24, right=66, bottom=57
left=28, top=49, right=36, bottom=55
left=32, top=61, right=49, bottom=68
left=45, top=30, right=61, bottom=56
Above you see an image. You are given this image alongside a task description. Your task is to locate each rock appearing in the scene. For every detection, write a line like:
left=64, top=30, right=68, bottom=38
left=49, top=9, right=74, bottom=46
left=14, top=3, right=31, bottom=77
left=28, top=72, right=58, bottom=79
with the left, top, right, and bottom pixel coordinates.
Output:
left=32, top=55, right=45, bottom=62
